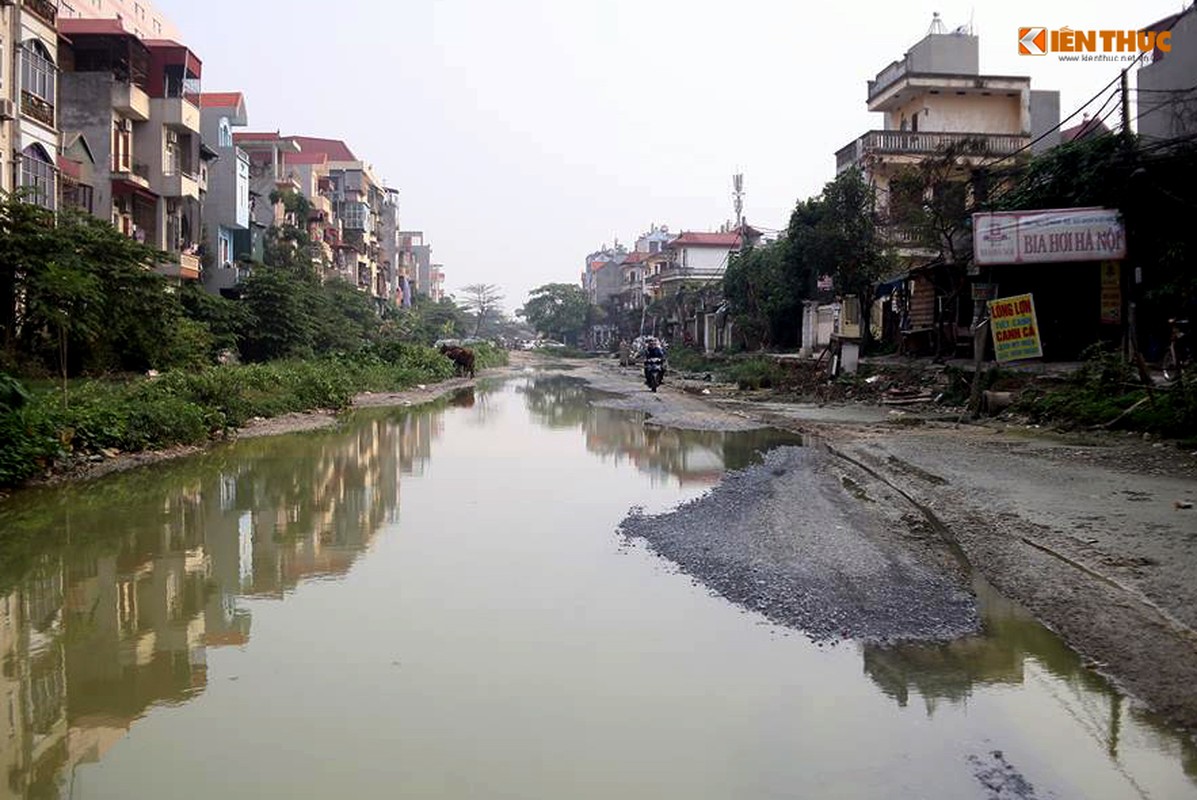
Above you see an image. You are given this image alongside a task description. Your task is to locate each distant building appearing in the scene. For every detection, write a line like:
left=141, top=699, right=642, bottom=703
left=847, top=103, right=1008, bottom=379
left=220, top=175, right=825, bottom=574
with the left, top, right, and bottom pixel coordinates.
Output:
left=198, top=92, right=251, bottom=295
left=1059, top=113, right=1112, bottom=143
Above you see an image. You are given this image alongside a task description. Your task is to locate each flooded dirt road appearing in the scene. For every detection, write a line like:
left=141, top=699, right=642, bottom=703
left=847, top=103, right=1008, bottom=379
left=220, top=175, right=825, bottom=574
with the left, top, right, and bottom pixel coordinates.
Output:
left=1, top=372, right=1195, bottom=798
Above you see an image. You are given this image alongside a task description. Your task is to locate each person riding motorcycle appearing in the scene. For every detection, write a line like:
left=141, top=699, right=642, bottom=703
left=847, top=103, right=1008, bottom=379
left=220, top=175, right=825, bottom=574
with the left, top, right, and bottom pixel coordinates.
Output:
left=643, top=338, right=666, bottom=386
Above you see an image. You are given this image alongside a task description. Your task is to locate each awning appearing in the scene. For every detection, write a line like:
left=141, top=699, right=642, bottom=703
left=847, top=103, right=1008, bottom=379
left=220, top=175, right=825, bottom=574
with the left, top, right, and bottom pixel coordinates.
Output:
left=111, top=179, right=159, bottom=203
left=56, top=156, right=82, bottom=180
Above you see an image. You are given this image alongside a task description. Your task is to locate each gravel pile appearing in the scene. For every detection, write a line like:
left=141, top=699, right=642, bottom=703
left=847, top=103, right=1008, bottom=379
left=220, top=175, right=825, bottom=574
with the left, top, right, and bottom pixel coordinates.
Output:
left=619, top=446, right=980, bottom=643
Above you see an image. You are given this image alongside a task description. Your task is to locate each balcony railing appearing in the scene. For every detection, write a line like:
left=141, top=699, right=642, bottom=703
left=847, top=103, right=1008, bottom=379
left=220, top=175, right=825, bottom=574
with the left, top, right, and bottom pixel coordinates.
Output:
left=23, top=0, right=57, bottom=27
left=21, top=91, right=54, bottom=128
left=836, top=130, right=1028, bottom=171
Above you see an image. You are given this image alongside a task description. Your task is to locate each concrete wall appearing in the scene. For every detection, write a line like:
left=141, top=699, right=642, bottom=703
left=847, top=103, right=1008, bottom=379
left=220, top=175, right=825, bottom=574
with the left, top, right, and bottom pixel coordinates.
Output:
left=59, top=0, right=181, bottom=41
left=906, top=33, right=979, bottom=75
left=678, top=245, right=732, bottom=274
left=1030, top=90, right=1062, bottom=153
left=59, top=73, right=117, bottom=222
left=889, top=93, right=1022, bottom=134
left=1137, top=9, right=1197, bottom=141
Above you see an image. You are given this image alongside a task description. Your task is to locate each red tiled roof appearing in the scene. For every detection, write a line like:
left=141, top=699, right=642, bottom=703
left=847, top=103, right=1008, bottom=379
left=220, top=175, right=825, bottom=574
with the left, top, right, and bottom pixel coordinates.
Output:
left=58, top=18, right=129, bottom=36
left=623, top=252, right=650, bottom=264
left=234, top=131, right=280, bottom=142
left=283, top=151, right=329, bottom=165
left=1061, top=116, right=1112, bottom=143
left=199, top=92, right=243, bottom=109
left=669, top=231, right=741, bottom=248
left=286, top=135, right=356, bottom=162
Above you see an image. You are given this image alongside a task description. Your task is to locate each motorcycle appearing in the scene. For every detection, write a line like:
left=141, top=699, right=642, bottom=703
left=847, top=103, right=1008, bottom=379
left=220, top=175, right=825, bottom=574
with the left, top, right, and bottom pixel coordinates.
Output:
left=644, top=357, right=665, bottom=392
left=1163, top=318, right=1189, bottom=383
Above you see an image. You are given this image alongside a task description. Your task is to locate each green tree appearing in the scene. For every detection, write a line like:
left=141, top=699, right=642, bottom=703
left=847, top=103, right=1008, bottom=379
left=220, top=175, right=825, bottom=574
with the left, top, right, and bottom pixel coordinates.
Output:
left=518, top=283, right=590, bottom=344
left=239, top=265, right=315, bottom=361
left=723, top=240, right=798, bottom=349
left=784, top=169, right=891, bottom=349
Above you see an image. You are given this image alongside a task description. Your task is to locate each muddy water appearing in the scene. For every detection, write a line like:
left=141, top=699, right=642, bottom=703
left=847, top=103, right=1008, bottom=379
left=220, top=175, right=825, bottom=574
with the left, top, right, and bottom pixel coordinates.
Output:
left=0, top=374, right=1194, bottom=799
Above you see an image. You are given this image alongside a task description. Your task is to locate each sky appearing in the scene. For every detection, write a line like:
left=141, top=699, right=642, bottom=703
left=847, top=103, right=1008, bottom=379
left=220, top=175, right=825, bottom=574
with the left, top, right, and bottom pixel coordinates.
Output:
left=161, top=0, right=1190, bottom=314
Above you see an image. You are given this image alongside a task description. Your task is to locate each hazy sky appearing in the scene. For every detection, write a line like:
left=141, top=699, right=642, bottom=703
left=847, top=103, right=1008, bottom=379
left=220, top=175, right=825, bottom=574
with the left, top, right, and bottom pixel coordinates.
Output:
left=162, top=0, right=1188, bottom=312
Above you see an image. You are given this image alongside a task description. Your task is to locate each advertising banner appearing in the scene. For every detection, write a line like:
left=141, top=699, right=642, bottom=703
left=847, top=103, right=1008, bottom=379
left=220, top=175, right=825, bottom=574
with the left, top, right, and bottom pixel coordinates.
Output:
left=988, top=293, right=1043, bottom=362
left=973, top=208, right=1126, bottom=265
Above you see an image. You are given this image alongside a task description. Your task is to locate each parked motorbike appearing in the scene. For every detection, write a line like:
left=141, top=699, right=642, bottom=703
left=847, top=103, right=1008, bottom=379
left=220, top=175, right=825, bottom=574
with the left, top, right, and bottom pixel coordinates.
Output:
left=1163, top=318, right=1189, bottom=383
left=644, top=357, right=665, bottom=392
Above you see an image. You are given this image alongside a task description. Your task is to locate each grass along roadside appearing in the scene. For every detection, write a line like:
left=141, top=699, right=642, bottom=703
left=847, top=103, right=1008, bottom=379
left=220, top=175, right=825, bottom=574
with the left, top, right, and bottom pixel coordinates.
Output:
left=0, top=343, right=508, bottom=489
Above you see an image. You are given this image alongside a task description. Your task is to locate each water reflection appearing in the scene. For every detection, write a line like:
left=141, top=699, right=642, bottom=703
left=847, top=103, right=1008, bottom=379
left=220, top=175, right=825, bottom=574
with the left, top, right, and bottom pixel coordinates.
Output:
left=0, top=404, right=446, bottom=797
left=864, top=582, right=1197, bottom=781
left=521, top=375, right=805, bottom=486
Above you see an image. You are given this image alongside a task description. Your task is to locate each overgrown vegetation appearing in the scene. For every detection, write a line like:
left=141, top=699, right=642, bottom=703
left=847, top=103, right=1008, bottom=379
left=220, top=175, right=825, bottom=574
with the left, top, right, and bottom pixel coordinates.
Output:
left=0, top=192, right=512, bottom=489
left=1015, top=345, right=1195, bottom=439
left=0, top=344, right=513, bottom=488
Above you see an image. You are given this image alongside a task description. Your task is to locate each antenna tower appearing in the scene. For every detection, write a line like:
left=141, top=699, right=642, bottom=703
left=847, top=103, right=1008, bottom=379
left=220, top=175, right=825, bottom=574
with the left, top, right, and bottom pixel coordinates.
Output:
left=732, top=173, right=744, bottom=229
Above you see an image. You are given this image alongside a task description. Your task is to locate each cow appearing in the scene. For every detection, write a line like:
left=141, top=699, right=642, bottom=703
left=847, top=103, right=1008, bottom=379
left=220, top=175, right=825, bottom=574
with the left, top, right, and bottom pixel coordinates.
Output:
left=439, top=345, right=476, bottom=379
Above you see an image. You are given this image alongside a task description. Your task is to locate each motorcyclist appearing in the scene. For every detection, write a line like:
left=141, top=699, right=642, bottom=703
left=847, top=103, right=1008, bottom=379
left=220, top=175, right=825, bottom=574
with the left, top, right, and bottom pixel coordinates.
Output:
left=643, top=337, right=666, bottom=382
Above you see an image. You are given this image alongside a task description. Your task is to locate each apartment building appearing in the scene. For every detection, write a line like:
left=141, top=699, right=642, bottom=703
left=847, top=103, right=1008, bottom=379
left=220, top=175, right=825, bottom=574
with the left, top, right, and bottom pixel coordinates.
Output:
left=2, top=0, right=61, bottom=208
left=57, top=0, right=180, bottom=42
left=197, top=92, right=251, bottom=294
left=58, top=19, right=204, bottom=280
left=399, top=230, right=431, bottom=298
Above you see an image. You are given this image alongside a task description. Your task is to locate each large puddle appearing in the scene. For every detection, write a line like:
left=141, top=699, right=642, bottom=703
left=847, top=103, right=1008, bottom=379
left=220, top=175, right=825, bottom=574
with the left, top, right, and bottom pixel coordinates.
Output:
left=0, top=374, right=1194, bottom=799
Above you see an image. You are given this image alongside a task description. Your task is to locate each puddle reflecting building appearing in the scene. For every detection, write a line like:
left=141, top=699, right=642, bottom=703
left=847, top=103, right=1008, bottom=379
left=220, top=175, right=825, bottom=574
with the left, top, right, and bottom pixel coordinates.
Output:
left=0, top=405, right=444, bottom=795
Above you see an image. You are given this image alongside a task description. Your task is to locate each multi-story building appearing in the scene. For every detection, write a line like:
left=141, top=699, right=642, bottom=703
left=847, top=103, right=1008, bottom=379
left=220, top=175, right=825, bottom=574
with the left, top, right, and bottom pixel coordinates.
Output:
left=57, top=19, right=204, bottom=281
left=233, top=130, right=301, bottom=243
left=834, top=19, right=1060, bottom=259
left=429, top=264, right=445, bottom=302
left=286, top=136, right=387, bottom=303
left=659, top=231, right=741, bottom=291
left=3, top=0, right=62, bottom=209
left=380, top=187, right=401, bottom=305
left=400, top=230, right=431, bottom=298
left=56, top=0, right=180, bottom=41
left=197, top=92, right=251, bottom=294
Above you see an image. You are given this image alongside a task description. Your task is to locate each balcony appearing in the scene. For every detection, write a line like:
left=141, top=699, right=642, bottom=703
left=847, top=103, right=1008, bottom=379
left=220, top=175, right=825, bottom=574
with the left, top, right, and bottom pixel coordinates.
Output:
left=111, top=158, right=151, bottom=190
left=161, top=172, right=200, bottom=200
left=836, top=130, right=1029, bottom=172
left=21, top=91, right=54, bottom=129
left=158, top=253, right=201, bottom=281
left=112, top=83, right=150, bottom=122
left=152, top=97, right=200, bottom=134
left=22, top=0, right=57, bottom=28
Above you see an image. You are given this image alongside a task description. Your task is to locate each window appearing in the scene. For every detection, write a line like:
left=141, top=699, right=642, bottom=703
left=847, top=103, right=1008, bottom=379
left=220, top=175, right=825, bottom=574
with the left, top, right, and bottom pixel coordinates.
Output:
left=21, top=40, right=56, bottom=103
left=62, top=180, right=94, bottom=213
left=219, top=118, right=232, bottom=147
left=112, top=119, right=132, bottom=171
left=134, top=2, right=145, bottom=19
left=20, top=144, right=55, bottom=208
left=153, top=19, right=162, bottom=34
left=219, top=229, right=232, bottom=266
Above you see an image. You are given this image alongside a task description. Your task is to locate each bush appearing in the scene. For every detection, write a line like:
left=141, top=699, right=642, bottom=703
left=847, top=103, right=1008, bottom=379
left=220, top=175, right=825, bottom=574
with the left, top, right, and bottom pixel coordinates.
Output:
left=723, top=357, right=784, bottom=390
left=0, top=341, right=486, bottom=488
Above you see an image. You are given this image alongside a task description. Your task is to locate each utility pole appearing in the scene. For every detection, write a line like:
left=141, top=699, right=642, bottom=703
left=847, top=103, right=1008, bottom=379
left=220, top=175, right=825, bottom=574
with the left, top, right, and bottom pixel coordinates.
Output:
left=1120, top=69, right=1131, bottom=136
